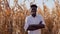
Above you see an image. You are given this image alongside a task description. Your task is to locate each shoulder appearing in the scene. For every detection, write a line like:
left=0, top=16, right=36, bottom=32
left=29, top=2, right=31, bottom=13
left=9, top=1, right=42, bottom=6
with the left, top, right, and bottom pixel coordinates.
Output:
left=37, top=14, right=43, bottom=18
left=25, top=15, right=31, bottom=20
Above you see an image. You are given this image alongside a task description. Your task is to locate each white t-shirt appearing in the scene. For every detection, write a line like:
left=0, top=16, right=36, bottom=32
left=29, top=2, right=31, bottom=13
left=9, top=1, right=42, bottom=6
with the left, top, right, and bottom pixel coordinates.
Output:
left=24, top=14, right=45, bottom=34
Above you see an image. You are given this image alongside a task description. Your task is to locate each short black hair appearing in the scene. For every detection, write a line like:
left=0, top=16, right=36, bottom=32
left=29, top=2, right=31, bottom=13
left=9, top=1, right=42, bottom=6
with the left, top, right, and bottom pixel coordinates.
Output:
left=30, top=4, right=37, bottom=8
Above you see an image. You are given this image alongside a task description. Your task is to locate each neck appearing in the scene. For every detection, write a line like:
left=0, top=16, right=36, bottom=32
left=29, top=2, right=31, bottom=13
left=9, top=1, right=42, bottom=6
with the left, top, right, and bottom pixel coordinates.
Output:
left=32, top=14, right=36, bottom=17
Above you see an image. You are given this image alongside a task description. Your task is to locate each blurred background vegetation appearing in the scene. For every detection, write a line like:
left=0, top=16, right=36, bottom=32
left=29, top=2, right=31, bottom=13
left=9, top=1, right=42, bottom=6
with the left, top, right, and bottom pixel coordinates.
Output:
left=0, top=0, right=60, bottom=34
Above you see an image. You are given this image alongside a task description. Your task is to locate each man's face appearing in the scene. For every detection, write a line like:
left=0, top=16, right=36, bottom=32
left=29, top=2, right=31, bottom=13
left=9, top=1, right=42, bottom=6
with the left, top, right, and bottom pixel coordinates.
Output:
left=31, top=7, right=37, bottom=17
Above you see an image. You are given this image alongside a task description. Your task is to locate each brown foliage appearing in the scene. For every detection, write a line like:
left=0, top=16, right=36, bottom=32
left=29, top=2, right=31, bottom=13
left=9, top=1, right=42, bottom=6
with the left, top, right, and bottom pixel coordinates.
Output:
left=0, top=0, right=60, bottom=34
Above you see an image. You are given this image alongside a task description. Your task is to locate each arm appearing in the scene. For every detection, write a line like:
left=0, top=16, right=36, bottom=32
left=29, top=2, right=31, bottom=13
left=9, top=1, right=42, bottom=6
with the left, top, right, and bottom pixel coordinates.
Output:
left=27, top=21, right=45, bottom=31
left=24, top=17, right=38, bottom=31
left=24, top=17, right=37, bottom=31
left=38, top=15, right=46, bottom=29
left=30, top=21, right=45, bottom=29
left=24, top=17, right=29, bottom=31
left=31, top=15, right=45, bottom=29
left=38, top=21, right=45, bottom=28
left=27, top=24, right=39, bottom=31
left=29, top=16, right=46, bottom=29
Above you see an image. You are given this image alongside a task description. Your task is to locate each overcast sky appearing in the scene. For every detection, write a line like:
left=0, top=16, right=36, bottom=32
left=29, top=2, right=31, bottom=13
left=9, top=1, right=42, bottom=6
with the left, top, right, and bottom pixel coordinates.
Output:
left=9, top=0, right=59, bottom=9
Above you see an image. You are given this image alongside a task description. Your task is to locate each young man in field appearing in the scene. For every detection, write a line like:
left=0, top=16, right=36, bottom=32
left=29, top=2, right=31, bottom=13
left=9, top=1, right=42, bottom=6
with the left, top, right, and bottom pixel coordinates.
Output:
left=24, top=4, right=46, bottom=34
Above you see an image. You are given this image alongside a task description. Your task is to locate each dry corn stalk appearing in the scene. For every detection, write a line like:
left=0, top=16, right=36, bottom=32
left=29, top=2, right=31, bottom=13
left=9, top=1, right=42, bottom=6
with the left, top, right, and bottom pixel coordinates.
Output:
left=0, top=0, right=60, bottom=34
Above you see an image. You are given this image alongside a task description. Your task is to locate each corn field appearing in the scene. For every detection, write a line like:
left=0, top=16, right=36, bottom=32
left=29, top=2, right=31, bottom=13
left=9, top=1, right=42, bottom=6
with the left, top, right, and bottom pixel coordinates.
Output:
left=0, top=0, right=60, bottom=34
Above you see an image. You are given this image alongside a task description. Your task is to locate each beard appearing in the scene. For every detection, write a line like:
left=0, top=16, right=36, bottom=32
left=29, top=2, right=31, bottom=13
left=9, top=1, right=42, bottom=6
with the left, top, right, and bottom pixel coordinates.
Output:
left=32, top=14, right=36, bottom=17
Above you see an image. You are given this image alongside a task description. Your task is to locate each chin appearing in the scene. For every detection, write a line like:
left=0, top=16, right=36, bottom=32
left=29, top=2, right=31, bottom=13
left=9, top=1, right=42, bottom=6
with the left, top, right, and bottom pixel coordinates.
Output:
left=32, top=15, right=36, bottom=17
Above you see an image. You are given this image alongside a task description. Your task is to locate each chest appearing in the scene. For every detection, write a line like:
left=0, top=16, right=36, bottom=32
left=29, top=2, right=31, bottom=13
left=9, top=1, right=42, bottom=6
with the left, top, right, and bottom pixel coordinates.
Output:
left=29, top=17, right=42, bottom=25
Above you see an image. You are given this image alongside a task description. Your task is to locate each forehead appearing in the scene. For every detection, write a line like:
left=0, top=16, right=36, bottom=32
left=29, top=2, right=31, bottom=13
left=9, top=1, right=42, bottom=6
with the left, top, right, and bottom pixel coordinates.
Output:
left=31, top=7, right=37, bottom=8
left=31, top=7, right=37, bottom=10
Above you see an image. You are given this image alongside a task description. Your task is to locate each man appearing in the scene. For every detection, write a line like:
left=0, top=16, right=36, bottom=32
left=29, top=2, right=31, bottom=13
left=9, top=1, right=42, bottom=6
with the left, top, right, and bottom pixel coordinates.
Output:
left=24, top=4, right=46, bottom=34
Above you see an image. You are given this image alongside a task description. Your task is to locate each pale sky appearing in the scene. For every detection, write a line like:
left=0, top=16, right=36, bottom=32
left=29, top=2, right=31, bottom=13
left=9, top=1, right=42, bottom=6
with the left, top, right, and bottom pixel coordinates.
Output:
left=9, top=0, right=57, bottom=9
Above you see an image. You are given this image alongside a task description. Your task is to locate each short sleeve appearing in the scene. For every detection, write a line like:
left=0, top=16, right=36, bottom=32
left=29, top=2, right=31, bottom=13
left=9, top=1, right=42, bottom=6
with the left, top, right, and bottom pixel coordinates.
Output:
left=40, top=15, right=46, bottom=25
left=24, top=16, right=31, bottom=31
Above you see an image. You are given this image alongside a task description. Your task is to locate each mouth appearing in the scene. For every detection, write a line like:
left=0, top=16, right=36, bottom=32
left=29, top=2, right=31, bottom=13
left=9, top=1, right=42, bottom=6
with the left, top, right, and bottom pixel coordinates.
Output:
left=32, top=14, right=36, bottom=17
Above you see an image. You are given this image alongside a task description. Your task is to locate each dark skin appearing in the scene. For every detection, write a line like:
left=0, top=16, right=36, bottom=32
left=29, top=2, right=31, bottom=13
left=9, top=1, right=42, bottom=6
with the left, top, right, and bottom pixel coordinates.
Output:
left=31, top=7, right=37, bottom=17
left=27, top=7, right=45, bottom=31
left=27, top=21, right=45, bottom=31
